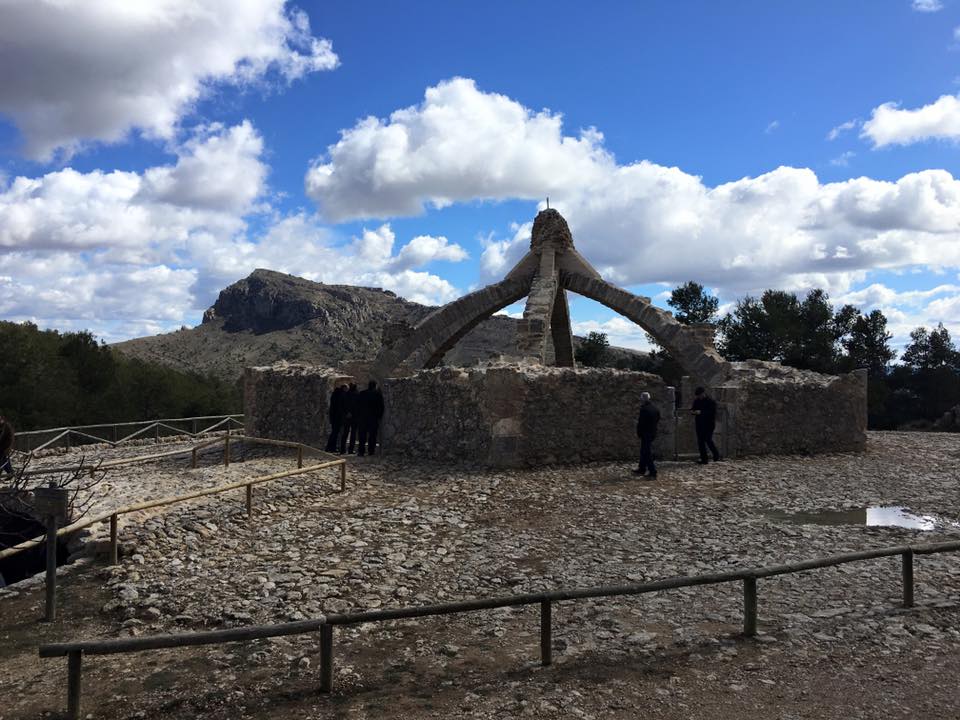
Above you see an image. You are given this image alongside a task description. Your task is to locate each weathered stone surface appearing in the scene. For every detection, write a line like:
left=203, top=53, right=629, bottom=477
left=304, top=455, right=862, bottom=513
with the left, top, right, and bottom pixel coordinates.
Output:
left=380, top=363, right=675, bottom=466
left=717, top=361, right=867, bottom=456
left=243, top=362, right=351, bottom=447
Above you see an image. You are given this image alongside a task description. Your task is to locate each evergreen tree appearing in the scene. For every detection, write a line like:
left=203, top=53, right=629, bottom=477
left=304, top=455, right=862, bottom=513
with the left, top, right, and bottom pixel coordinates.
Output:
left=842, top=310, right=894, bottom=376
left=667, top=281, right=719, bottom=324
left=575, top=331, right=611, bottom=367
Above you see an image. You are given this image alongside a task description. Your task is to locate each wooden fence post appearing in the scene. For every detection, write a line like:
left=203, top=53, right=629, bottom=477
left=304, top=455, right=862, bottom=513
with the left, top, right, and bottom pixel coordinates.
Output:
left=45, top=513, right=58, bottom=622
left=67, top=650, right=82, bottom=719
left=246, top=484, right=253, bottom=517
left=743, top=577, right=757, bottom=637
left=297, top=446, right=304, bottom=469
left=339, top=462, right=346, bottom=492
left=902, top=550, right=915, bottom=608
left=191, top=447, right=198, bottom=469
left=109, top=514, right=118, bottom=566
left=540, top=600, right=552, bottom=666
left=320, top=624, right=333, bottom=693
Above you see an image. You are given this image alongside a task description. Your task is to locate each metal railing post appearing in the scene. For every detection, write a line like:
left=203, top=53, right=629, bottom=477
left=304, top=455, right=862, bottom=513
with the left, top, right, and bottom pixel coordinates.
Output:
left=540, top=600, right=552, bottom=666
left=109, top=514, right=118, bottom=565
left=902, top=550, right=915, bottom=608
left=320, top=624, right=333, bottom=693
left=742, top=576, right=757, bottom=637
left=67, top=650, right=82, bottom=720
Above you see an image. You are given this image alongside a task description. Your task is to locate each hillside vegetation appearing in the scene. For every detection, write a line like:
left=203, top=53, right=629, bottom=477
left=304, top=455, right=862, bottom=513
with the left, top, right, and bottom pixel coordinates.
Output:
left=0, top=322, right=239, bottom=432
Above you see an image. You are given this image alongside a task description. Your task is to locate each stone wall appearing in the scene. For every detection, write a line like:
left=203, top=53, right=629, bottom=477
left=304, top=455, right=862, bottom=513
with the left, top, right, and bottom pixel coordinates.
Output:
left=381, top=363, right=675, bottom=467
left=243, top=362, right=352, bottom=447
left=716, top=361, right=867, bottom=456
left=242, top=359, right=868, bottom=466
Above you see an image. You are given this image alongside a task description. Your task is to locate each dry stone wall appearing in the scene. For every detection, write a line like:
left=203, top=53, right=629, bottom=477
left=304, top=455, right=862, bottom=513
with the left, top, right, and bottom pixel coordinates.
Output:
left=242, top=359, right=868, bottom=467
left=716, top=361, right=867, bottom=456
left=380, top=363, right=675, bottom=467
left=243, top=363, right=352, bottom=448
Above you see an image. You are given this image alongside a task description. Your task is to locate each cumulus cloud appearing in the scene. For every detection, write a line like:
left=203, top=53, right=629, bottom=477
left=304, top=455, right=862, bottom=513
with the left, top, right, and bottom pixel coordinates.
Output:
left=0, top=0, right=338, bottom=160
left=306, top=77, right=960, bottom=301
left=0, top=122, right=465, bottom=340
left=833, top=282, right=960, bottom=350
left=306, top=77, right=611, bottom=221
left=912, top=0, right=943, bottom=10
left=861, top=95, right=960, bottom=147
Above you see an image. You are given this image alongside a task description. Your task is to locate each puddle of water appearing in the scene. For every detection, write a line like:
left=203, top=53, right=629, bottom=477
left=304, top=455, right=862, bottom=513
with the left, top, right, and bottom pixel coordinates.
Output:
left=764, top=506, right=959, bottom=531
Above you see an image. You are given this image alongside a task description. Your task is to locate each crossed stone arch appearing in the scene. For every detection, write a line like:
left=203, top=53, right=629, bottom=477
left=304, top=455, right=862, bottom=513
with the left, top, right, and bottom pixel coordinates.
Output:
left=372, top=209, right=730, bottom=383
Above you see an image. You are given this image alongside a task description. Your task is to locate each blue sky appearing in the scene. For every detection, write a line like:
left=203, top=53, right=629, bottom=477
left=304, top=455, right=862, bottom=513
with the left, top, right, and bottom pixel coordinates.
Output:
left=1, top=0, right=959, bottom=354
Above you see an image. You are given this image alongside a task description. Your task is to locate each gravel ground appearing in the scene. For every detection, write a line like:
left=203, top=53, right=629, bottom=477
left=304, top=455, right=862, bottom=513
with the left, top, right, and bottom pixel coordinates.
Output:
left=2, top=431, right=960, bottom=719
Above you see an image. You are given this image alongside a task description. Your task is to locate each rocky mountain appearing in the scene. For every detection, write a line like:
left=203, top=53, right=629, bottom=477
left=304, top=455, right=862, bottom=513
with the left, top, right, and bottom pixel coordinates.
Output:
left=114, top=269, right=643, bottom=381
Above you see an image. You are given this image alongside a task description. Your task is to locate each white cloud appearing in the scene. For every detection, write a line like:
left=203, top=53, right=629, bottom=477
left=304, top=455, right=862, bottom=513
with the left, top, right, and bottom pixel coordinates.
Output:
left=765, top=120, right=780, bottom=134
left=833, top=282, right=960, bottom=351
left=912, top=0, right=943, bottom=10
left=861, top=94, right=960, bottom=147
left=389, top=234, right=468, bottom=272
left=830, top=151, right=856, bottom=167
left=571, top=317, right=655, bottom=352
left=0, top=0, right=338, bottom=160
left=306, top=77, right=611, bottom=221
left=308, top=78, right=960, bottom=300
left=0, top=122, right=464, bottom=340
left=827, top=119, right=859, bottom=140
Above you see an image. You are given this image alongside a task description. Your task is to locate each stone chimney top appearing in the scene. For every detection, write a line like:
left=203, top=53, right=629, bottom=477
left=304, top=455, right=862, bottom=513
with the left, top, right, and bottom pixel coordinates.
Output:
left=530, top=208, right=574, bottom=252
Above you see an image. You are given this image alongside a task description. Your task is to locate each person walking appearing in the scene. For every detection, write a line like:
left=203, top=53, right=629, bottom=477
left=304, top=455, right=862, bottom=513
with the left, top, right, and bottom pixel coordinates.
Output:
left=357, top=380, right=385, bottom=457
left=691, top=386, right=721, bottom=464
left=340, top=383, right=360, bottom=454
left=325, top=384, right=348, bottom=453
left=0, top=414, right=15, bottom=476
left=633, top=392, right=660, bottom=478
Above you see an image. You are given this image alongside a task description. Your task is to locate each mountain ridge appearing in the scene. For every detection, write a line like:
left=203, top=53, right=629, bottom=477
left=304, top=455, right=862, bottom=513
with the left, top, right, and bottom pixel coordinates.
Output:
left=114, top=269, right=642, bottom=381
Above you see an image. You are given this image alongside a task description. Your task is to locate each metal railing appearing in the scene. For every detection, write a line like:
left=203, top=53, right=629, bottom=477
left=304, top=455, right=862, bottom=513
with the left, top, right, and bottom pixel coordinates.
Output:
left=13, top=415, right=244, bottom=454
left=36, top=538, right=960, bottom=719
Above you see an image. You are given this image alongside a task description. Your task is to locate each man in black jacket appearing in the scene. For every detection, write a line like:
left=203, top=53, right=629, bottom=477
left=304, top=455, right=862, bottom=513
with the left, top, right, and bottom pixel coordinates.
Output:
left=340, top=383, right=360, bottom=454
left=357, top=380, right=385, bottom=457
left=691, top=386, right=721, bottom=464
left=633, top=392, right=660, bottom=478
left=325, top=384, right=348, bottom=453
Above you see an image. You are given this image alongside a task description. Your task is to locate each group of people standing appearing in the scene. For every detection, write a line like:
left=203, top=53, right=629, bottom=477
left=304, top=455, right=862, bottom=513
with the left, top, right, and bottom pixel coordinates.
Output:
left=325, top=381, right=385, bottom=456
left=634, top=386, right=721, bottom=479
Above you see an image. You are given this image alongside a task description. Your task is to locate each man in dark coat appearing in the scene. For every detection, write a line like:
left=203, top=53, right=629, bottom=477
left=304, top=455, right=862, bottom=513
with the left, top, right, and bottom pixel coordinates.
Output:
left=0, top=414, right=14, bottom=476
left=357, top=380, right=385, bottom=457
left=691, top=386, right=721, bottom=464
left=325, top=384, right=348, bottom=453
left=633, top=392, right=660, bottom=478
left=340, top=383, right=360, bottom=454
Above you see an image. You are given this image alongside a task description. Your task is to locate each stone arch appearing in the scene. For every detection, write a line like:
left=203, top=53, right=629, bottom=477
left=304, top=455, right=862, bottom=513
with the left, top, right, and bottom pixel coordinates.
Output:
left=372, top=208, right=729, bottom=383
left=560, top=271, right=730, bottom=383
left=372, top=274, right=533, bottom=379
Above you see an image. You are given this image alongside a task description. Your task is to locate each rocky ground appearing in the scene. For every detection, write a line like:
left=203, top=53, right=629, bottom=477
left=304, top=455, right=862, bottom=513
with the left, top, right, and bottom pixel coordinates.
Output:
left=2, top=431, right=960, bottom=719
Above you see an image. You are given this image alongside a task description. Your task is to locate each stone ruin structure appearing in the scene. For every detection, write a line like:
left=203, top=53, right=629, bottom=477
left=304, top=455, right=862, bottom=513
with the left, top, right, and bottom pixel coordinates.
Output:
left=245, top=209, right=868, bottom=467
